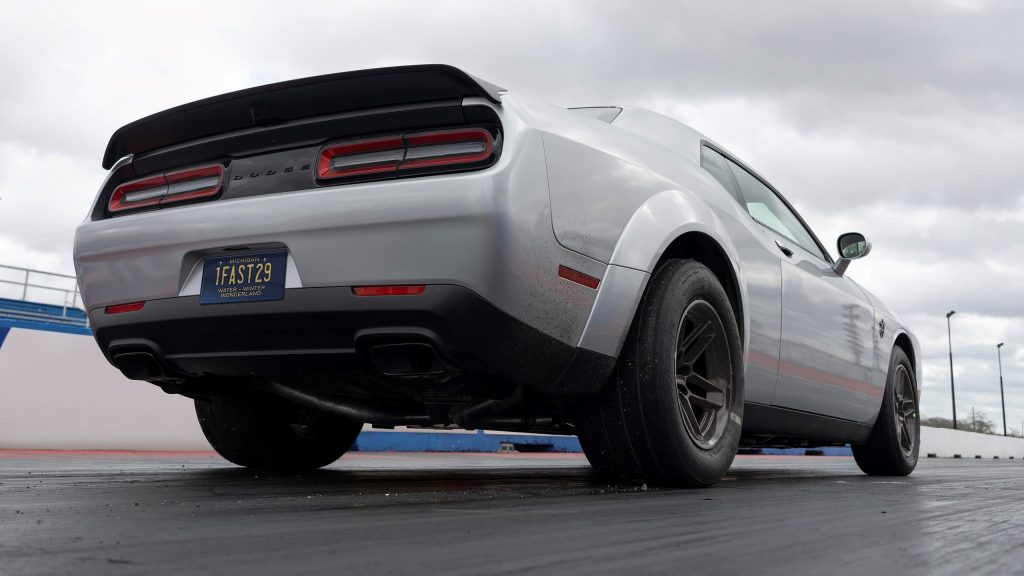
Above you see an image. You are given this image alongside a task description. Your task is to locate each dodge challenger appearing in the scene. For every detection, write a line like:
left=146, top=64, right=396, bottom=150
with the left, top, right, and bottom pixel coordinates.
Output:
left=74, top=65, right=920, bottom=486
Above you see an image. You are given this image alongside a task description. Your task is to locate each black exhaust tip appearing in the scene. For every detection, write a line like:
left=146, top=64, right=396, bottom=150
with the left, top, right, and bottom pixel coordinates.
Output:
left=111, top=351, right=165, bottom=380
left=369, top=343, right=447, bottom=377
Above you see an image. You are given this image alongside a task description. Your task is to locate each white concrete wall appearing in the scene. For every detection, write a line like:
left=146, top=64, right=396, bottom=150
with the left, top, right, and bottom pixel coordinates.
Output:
left=5, top=326, right=1024, bottom=457
left=0, top=327, right=211, bottom=450
left=921, top=426, right=1024, bottom=459
left=0, top=327, right=524, bottom=450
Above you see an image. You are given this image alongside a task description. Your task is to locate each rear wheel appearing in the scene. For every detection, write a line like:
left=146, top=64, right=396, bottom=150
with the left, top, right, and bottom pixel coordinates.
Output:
left=195, top=391, right=363, bottom=470
left=852, top=347, right=919, bottom=476
left=576, top=259, right=744, bottom=487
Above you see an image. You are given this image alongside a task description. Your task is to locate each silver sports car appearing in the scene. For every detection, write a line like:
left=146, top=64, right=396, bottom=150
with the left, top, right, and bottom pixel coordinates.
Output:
left=74, top=65, right=920, bottom=486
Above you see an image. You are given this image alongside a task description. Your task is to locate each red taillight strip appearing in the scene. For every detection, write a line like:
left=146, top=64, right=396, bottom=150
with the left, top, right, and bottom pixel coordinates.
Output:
left=108, top=164, right=224, bottom=214
left=161, top=165, right=224, bottom=205
left=317, top=136, right=405, bottom=180
left=401, top=128, right=493, bottom=170
left=317, top=128, right=496, bottom=182
left=108, top=175, right=168, bottom=213
left=558, top=265, right=600, bottom=289
left=352, top=285, right=427, bottom=296
left=105, top=301, right=145, bottom=314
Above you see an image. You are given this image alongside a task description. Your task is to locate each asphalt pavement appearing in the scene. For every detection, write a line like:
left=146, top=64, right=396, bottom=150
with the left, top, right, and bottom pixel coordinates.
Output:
left=1, top=450, right=1022, bottom=575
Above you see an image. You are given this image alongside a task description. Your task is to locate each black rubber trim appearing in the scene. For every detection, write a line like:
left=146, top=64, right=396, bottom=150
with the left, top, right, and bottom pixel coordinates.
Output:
left=103, top=65, right=504, bottom=169
left=547, top=348, right=616, bottom=397
left=89, top=286, right=585, bottom=395
left=742, top=402, right=872, bottom=444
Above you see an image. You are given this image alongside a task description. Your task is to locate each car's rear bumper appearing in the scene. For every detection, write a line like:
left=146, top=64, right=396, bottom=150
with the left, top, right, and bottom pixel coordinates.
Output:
left=75, top=122, right=604, bottom=353
left=89, top=285, right=615, bottom=398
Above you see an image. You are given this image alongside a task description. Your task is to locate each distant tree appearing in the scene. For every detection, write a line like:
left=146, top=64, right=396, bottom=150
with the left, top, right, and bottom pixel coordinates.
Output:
left=959, top=411, right=995, bottom=435
left=921, top=417, right=954, bottom=430
left=922, top=414, right=997, bottom=435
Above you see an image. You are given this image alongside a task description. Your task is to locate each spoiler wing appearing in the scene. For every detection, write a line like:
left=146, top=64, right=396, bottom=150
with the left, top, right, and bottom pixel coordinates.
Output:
left=102, top=64, right=504, bottom=169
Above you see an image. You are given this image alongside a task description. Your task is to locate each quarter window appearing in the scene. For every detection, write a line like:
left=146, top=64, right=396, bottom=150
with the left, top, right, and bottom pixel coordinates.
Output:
left=727, top=160, right=827, bottom=261
left=699, top=146, right=742, bottom=204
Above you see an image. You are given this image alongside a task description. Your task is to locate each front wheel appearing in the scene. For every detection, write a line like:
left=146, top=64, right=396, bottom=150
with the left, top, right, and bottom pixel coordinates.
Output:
left=851, top=347, right=919, bottom=476
left=576, top=259, right=744, bottom=487
left=195, top=391, right=363, bottom=470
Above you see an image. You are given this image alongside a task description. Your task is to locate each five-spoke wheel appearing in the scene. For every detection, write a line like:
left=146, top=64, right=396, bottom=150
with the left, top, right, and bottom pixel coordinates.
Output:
left=675, top=301, right=732, bottom=450
left=852, top=346, right=919, bottom=476
left=576, top=259, right=744, bottom=487
left=893, top=364, right=918, bottom=458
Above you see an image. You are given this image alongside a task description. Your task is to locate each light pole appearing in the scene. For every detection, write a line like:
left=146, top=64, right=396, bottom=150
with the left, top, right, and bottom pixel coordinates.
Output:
left=997, top=343, right=1006, bottom=437
left=946, top=310, right=957, bottom=430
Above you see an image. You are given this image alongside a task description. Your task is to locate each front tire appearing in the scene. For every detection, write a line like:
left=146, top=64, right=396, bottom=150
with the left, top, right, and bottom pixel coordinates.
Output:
left=852, top=347, right=919, bottom=476
left=577, top=259, right=744, bottom=487
left=195, top=392, right=363, bottom=470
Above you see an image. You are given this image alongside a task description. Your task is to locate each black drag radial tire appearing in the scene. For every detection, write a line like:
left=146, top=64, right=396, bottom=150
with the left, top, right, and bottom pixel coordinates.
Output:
left=195, top=393, right=363, bottom=470
left=852, top=347, right=919, bottom=476
left=576, top=258, right=744, bottom=487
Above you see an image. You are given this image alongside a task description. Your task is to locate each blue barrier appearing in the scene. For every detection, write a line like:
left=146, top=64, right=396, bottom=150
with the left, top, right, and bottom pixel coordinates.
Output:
left=749, top=446, right=853, bottom=456
left=0, top=297, right=87, bottom=320
left=0, top=316, right=91, bottom=336
left=351, top=430, right=852, bottom=455
left=0, top=297, right=91, bottom=336
left=353, top=429, right=583, bottom=453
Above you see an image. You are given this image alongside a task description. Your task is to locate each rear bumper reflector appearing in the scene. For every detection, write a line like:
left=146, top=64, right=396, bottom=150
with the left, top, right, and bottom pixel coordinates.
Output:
left=105, top=301, right=146, bottom=314
left=352, top=285, right=427, bottom=296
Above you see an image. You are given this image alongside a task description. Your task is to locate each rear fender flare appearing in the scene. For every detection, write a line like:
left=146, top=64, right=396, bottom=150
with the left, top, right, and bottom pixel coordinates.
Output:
left=578, top=189, right=748, bottom=358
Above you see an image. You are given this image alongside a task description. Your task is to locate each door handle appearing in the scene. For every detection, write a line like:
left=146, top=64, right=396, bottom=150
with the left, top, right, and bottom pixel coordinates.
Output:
left=775, top=242, right=794, bottom=258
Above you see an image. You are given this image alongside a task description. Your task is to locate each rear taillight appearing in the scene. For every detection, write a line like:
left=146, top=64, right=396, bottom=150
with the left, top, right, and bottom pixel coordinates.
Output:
left=162, top=165, right=224, bottom=205
left=317, top=128, right=495, bottom=182
left=317, top=136, right=405, bottom=180
left=402, top=128, right=493, bottom=170
left=108, top=164, right=224, bottom=214
left=107, top=175, right=167, bottom=213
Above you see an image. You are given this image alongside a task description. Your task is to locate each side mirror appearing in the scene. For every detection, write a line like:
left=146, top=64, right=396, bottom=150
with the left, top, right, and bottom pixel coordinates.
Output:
left=833, top=232, right=871, bottom=276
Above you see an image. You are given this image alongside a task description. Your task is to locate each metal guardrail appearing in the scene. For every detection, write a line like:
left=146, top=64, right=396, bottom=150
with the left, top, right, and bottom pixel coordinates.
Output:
left=0, top=264, right=86, bottom=326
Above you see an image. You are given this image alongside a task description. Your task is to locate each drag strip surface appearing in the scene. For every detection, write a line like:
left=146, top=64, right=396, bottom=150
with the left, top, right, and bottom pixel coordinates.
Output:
left=1, top=452, right=1021, bottom=575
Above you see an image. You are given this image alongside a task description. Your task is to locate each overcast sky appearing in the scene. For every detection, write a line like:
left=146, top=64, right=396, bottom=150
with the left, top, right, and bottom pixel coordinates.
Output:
left=1, top=0, right=1021, bottom=431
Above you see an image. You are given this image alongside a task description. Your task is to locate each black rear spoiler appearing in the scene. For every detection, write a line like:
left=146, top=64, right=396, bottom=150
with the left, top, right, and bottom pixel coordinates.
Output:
left=102, top=64, right=504, bottom=169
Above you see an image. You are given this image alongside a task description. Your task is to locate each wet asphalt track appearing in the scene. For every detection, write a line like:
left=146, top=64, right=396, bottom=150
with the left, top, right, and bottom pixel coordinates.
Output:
left=1, top=451, right=1022, bottom=576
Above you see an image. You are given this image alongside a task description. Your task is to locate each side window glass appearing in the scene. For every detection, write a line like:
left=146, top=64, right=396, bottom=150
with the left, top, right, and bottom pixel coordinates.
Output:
left=727, top=160, right=827, bottom=261
left=699, top=146, right=742, bottom=204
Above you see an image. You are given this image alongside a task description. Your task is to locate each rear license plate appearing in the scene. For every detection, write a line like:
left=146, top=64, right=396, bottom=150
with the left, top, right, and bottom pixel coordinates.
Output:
left=200, top=251, right=287, bottom=305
